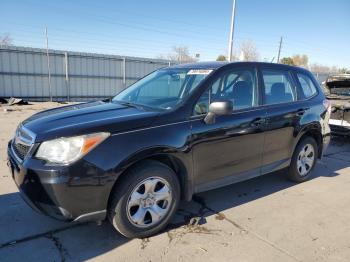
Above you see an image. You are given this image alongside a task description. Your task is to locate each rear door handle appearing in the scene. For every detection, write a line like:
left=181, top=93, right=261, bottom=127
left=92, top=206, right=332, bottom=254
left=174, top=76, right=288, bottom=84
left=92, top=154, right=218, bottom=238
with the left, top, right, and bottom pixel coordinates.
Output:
left=251, top=118, right=266, bottom=127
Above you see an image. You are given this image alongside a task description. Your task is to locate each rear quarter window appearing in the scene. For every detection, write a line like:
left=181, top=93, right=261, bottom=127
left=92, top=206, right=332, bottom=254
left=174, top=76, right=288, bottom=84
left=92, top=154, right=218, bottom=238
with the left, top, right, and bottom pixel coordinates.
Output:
left=296, top=73, right=318, bottom=98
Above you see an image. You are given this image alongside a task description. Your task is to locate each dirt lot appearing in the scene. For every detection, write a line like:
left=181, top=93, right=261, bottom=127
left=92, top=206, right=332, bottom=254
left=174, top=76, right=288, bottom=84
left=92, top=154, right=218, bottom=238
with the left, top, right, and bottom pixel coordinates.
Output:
left=1, top=102, right=350, bottom=262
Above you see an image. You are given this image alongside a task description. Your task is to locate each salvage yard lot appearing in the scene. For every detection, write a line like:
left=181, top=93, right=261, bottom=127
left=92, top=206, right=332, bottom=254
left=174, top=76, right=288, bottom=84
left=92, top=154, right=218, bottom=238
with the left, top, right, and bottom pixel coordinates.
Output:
left=1, top=102, right=350, bottom=262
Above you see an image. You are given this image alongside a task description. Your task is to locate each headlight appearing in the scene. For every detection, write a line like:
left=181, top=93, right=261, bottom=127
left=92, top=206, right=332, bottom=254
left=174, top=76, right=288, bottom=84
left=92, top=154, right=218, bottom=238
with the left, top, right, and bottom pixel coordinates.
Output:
left=36, top=132, right=110, bottom=165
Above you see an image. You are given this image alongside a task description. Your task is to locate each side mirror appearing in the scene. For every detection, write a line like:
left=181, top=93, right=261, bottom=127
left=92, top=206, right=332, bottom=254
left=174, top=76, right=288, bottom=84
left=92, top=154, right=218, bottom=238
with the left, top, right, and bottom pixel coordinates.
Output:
left=204, top=100, right=233, bottom=124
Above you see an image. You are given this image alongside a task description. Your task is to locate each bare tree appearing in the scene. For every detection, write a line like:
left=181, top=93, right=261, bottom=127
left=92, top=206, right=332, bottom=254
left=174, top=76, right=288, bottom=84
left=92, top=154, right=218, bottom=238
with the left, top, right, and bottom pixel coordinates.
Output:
left=158, top=46, right=198, bottom=63
left=155, top=54, right=168, bottom=60
left=309, top=63, right=331, bottom=74
left=291, top=54, right=308, bottom=67
left=0, top=33, right=12, bottom=47
left=169, top=46, right=198, bottom=63
left=309, top=63, right=349, bottom=75
left=238, top=40, right=260, bottom=61
left=338, top=67, right=349, bottom=74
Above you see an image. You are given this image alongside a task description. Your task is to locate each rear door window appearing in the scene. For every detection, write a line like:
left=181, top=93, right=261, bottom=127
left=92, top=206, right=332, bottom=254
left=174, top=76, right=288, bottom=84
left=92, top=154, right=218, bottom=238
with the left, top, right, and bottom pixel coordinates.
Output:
left=262, top=69, right=296, bottom=105
left=296, top=73, right=318, bottom=98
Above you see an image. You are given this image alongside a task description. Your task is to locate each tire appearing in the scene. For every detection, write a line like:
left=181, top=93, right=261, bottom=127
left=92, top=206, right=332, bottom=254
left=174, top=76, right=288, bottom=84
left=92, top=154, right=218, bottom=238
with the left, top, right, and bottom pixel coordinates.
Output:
left=287, top=137, right=318, bottom=182
left=108, top=160, right=180, bottom=238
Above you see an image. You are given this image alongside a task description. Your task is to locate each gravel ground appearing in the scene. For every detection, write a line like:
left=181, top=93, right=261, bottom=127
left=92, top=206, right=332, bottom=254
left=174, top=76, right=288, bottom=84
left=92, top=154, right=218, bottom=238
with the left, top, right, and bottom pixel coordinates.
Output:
left=1, top=102, right=350, bottom=262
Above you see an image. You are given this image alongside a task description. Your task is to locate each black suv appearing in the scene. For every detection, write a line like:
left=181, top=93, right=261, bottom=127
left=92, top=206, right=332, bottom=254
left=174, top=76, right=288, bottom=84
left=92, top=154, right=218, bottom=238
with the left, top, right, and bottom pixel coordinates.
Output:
left=8, top=62, right=331, bottom=238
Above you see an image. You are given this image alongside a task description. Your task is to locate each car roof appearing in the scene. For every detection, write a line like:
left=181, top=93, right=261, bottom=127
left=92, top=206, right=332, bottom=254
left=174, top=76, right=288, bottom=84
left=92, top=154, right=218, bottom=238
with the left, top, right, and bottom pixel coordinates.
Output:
left=169, top=61, right=228, bottom=70
left=169, top=61, right=309, bottom=73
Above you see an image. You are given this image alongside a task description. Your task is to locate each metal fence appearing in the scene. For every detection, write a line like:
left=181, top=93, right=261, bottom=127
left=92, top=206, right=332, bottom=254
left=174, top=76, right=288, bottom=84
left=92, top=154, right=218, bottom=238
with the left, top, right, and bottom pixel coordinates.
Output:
left=0, top=46, right=174, bottom=101
left=0, top=46, right=331, bottom=102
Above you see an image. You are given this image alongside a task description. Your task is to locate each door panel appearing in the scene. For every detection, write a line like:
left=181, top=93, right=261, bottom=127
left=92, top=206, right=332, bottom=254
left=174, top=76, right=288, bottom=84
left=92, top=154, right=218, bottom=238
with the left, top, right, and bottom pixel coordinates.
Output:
left=190, top=65, right=266, bottom=191
left=259, top=67, right=303, bottom=171
left=191, top=108, right=266, bottom=190
left=262, top=102, right=303, bottom=170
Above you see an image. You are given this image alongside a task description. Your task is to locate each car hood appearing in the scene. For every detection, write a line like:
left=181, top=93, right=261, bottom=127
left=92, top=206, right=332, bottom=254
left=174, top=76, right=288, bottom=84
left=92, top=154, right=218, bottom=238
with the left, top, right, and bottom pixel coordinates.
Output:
left=22, top=101, right=159, bottom=142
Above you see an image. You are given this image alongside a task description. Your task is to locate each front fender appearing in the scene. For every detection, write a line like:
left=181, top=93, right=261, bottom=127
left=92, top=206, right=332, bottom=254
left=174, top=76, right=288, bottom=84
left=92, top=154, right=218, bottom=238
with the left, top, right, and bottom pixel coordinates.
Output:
left=84, top=121, right=193, bottom=204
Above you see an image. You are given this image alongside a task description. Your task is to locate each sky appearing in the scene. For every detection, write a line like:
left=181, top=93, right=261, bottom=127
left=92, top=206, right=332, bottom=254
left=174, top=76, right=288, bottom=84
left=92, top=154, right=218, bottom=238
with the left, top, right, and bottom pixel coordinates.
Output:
left=0, top=0, right=349, bottom=68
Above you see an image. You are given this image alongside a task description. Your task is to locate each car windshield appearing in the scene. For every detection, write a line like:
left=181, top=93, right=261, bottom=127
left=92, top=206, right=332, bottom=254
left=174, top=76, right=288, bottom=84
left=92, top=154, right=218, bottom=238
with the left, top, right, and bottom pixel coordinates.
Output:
left=112, top=68, right=213, bottom=110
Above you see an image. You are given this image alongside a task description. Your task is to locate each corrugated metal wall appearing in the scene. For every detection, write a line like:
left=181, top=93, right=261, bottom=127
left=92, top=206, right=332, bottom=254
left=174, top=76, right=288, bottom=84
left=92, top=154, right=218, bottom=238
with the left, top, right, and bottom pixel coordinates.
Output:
left=0, top=46, right=330, bottom=102
left=0, top=46, right=173, bottom=101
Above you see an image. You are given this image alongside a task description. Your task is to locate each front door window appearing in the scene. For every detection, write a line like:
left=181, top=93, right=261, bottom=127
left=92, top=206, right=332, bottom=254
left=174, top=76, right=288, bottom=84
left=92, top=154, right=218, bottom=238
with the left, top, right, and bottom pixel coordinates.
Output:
left=194, top=68, right=258, bottom=115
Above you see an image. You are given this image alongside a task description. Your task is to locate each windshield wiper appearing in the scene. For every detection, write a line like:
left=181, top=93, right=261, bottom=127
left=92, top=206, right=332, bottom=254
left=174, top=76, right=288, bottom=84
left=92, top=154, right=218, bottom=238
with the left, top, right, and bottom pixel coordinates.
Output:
left=116, top=101, right=140, bottom=108
left=114, top=100, right=165, bottom=111
left=115, top=100, right=159, bottom=111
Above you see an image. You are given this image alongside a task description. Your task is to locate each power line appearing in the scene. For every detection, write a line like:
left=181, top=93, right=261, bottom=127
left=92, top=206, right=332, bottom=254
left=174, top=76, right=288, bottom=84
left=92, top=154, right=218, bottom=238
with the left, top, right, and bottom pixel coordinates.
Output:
left=14, top=0, right=229, bottom=43
left=7, top=23, right=335, bottom=63
left=12, top=33, right=227, bottom=55
left=5, top=21, right=230, bottom=52
left=7, top=23, right=280, bottom=48
left=6, top=20, right=287, bottom=49
left=19, top=0, right=228, bottom=33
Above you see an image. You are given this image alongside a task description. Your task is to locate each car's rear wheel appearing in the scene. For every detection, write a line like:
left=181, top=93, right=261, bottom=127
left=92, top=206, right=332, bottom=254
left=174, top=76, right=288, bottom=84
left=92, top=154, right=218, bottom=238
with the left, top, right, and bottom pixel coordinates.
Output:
left=108, top=160, right=180, bottom=238
left=287, top=137, right=318, bottom=182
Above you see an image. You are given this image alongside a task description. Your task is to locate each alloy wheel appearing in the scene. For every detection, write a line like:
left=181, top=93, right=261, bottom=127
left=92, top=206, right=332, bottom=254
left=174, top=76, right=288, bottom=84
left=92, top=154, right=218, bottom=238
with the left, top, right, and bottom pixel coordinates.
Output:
left=126, top=177, right=172, bottom=228
left=297, top=143, right=315, bottom=176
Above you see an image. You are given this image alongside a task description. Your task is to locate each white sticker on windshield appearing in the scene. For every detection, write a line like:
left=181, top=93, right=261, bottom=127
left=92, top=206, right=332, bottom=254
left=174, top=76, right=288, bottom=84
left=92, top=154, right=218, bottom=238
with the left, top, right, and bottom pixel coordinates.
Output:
left=187, top=69, right=213, bottom=75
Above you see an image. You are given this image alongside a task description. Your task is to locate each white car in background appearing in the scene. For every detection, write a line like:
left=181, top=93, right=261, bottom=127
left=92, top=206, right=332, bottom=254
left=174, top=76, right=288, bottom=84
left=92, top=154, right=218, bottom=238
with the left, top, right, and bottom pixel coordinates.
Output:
left=325, top=74, right=350, bottom=135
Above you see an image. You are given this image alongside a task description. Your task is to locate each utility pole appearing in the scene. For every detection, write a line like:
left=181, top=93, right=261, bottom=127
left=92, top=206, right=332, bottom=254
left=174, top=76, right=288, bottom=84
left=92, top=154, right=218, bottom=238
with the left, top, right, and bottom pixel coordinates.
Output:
left=45, top=27, right=52, bottom=102
left=228, top=0, right=237, bottom=62
left=277, top=36, right=283, bottom=63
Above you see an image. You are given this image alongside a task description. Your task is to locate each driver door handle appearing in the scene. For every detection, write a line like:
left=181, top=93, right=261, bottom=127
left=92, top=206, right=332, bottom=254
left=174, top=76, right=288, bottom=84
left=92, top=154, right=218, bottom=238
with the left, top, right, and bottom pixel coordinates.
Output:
left=296, top=108, right=308, bottom=116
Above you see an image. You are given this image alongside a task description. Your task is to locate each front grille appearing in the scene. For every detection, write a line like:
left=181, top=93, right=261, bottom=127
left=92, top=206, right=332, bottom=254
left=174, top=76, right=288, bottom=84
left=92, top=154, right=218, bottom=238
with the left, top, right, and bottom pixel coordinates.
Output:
left=12, top=141, right=31, bottom=160
left=11, top=125, right=36, bottom=161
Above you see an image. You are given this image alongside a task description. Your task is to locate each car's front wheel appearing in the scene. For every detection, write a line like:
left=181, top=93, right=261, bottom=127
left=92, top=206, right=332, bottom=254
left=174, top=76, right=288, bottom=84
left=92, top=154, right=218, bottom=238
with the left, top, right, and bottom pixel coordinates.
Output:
left=108, top=160, right=180, bottom=238
left=287, top=137, right=318, bottom=182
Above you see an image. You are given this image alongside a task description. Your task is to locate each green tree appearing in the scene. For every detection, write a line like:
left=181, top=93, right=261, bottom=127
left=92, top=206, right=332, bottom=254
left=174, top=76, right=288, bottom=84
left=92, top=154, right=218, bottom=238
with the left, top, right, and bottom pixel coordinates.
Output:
left=280, top=57, right=295, bottom=65
left=216, top=55, right=227, bottom=61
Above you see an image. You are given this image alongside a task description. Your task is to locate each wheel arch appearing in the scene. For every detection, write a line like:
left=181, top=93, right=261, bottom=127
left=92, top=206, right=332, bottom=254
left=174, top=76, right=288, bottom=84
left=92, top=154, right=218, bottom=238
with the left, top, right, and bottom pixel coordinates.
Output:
left=107, top=147, right=193, bottom=210
left=294, top=123, right=323, bottom=158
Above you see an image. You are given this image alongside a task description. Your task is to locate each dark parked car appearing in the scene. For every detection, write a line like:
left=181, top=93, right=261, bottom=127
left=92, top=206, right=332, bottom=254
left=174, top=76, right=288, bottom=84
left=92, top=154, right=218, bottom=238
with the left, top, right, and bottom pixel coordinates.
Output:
left=8, top=62, right=331, bottom=238
left=324, top=74, right=350, bottom=135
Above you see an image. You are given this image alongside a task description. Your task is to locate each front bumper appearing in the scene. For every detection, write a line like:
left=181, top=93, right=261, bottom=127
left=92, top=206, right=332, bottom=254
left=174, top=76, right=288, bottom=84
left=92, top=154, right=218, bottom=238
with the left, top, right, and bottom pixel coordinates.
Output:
left=7, top=141, right=110, bottom=222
